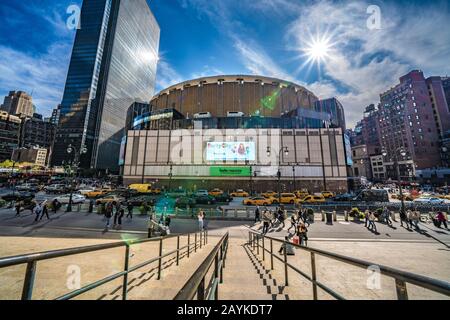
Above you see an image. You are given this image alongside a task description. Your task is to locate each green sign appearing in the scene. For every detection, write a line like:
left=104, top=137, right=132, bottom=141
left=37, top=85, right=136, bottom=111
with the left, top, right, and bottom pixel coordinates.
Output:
left=210, top=166, right=251, bottom=177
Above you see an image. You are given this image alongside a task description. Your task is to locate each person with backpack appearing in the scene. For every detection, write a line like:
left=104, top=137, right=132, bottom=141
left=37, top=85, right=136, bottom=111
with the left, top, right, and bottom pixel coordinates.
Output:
left=15, top=201, right=22, bottom=217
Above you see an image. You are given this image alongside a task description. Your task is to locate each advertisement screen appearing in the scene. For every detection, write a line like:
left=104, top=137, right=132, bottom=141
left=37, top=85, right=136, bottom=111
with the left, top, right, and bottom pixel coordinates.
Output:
left=344, top=134, right=353, bottom=166
left=206, top=142, right=256, bottom=161
left=118, top=136, right=127, bottom=166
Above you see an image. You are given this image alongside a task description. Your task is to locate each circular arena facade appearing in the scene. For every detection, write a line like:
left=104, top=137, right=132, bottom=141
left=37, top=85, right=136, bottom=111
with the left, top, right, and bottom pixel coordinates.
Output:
left=150, top=75, right=318, bottom=118
left=122, top=75, right=349, bottom=193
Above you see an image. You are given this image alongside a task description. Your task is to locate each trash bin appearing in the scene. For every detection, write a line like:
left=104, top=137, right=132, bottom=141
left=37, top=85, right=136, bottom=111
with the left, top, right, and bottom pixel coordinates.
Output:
left=326, top=211, right=333, bottom=225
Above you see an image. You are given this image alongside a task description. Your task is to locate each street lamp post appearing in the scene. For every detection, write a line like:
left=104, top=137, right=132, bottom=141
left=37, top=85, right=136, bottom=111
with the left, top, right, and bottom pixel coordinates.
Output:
left=66, top=144, right=87, bottom=212
left=168, top=163, right=173, bottom=191
left=292, top=164, right=297, bottom=192
left=382, top=147, right=407, bottom=217
left=267, top=146, right=289, bottom=203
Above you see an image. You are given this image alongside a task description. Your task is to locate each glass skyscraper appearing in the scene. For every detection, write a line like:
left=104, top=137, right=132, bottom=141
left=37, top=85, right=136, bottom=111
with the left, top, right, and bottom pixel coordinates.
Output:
left=52, top=0, right=160, bottom=171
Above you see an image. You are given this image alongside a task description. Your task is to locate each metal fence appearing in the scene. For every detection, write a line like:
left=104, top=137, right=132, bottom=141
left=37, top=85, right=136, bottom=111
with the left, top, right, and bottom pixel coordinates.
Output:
left=174, top=232, right=229, bottom=300
left=0, top=230, right=208, bottom=300
left=248, top=230, right=450, bottom=300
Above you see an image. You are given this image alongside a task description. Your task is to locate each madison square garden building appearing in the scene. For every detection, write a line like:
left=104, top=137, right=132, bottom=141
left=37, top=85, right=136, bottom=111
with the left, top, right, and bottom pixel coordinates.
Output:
left=121, top=75, right=351, bottom=193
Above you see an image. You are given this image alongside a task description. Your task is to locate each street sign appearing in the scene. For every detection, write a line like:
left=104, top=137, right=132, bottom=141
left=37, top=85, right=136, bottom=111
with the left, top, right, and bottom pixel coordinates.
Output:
left=210, top=166, right=251, bottom=177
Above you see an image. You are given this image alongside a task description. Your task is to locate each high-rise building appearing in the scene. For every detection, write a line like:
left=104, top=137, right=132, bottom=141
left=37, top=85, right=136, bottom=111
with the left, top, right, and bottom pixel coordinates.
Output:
left=379, top=70, right=444, bottom=179
left=352, top=104, right=382, bottom=156
left=19, top=115, right=56, bottom=150
left=0, top=91, right=34, bottom=118
left=52, top=0, right=160, bottom=171
left=0, top=111, right=21, bottom=161
left=426, top=76, right=450, bottom=139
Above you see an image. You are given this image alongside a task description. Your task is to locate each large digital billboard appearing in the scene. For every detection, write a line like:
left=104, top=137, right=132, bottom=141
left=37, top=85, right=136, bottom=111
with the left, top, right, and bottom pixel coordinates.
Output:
left=206, top=142, right=256, bottom=161
left=344, top=134, right=353, bottom=166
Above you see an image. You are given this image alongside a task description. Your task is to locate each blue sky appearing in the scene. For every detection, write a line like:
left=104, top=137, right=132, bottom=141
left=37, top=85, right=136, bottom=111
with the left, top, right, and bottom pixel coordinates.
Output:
left=0, top=0, right=449, bottom=127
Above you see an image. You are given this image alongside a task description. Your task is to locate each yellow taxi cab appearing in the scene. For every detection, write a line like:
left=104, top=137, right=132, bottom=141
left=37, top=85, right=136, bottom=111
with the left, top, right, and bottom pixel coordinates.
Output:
left=262, top=191, right=277, bottom=198
left=243, top=196, right=273, bottom=206
left=151, top=188, right=162, bottom=195
left=209, top=188, right=224, bottom=196
left=86, top=189, right=110, bottom=198
left=299, top=195, right=326, bottom=203
left=294, top=190, right=309, bottom=199
left=321, top=191, right=335, bottom=199
left=230, top=189, right=250, bottom=197
left=95, top=194, right=125, bottom=205
left=277, top=193, right=299, bottom=204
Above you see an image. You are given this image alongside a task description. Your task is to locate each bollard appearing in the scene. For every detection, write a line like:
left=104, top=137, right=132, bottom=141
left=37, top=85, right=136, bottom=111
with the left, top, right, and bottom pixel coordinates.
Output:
left=321, top=211, right=325, bottom=222
left=333, top=210, right=337, bottom=222
left=344, top=210, right=349, bottom=222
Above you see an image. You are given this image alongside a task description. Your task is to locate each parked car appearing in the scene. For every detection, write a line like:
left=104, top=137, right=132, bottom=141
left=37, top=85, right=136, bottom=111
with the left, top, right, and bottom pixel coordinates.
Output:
left=298, top=195, right=326, bottom=204
left=2, top=191, right=35, bottom=203
left=53, top=194, right=86, bottom=205
left=166, top=189, right=188, bottom=198
left=278, top=193, right=299, bottom=204
left=77, top=187, right=96, bottom=196
left=209, top=189, right=224, bottom=196
left=175, top=196, right=197, bottom=208
left=354, top=189, right=389, bottom=202
left=262, top=191, right=277, bottom=198
left=243, top=197, right=272, bottom=206
left=16, top=183, right=40, bottom=193
left=126, top=195, right=156, bottom=207
left=45, top=184, right=70, bottom=194
left=194, top=195, right=216, bottom=205
left=321, top=191, right=335, bottom=199
left=230, top=189, right=249, bottom=197
left=86, top=189, right=111, bottom=199
left=333, top=193, right=354, bottom=202
left=213, top=192, right=233, bottom=203
left=413, top=197, right=445, bottom=205
left=95, top=194, right=125, bottom=205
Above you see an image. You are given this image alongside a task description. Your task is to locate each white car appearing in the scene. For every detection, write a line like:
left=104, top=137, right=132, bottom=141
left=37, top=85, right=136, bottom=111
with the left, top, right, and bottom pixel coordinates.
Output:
left=195, top=190, right=209, bottom=197
left=53, top=194, right=86, bottom=204
left=413, top=197, right=445, bottom=205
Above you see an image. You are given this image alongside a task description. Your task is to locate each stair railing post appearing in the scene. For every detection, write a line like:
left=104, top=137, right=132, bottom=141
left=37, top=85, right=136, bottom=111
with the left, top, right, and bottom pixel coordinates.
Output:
left=157, top=238, right=163, bottom=280
left=187, top=233, right=190, bottom=258
left=311, top=252, right=318, bottom=300
left=122, top=244, right=130, bottom=300
left=176, top=235, right=180, bottom=266
left=270, top=239, right=274, bottom=270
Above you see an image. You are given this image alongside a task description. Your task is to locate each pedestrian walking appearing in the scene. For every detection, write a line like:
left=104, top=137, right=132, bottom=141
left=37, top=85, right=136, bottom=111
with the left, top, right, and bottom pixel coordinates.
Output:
left=383, top=206, right=393, bottom=226
left=436, top=211, right=448, bottom=229
left=198, top=210, right=205, bottom=231
left=409, top=211, right=420, bottom=230
left=368, top=211, right=377, bottom=232
left=288, top=211, right=298, bottom=233
left=127, top=202, right=134, bottom=219
left=117, top=208, right=125, bottom=228
left=105, top=202, right=113, bottom=229
left=364, top=210, right=370, bottom=227
left=262, top=209, right=271, bottom=234
left=39, top=201, right=50, bottom=221
left=15, top=201, right=22, bottom=217
left=33, top=203, right=42, bottom=222
left=52, top=199, right=60, bottom=213
left=277, top=207, right=286, bottom=229
left=113, top=201, right=121, bottom=227
left=400, top=209, right=409, bottom=228
left=254, top=206, right=261, bottom=223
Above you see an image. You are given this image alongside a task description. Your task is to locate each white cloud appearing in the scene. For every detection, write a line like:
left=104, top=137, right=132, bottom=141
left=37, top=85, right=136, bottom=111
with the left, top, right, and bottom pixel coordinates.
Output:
left=155, top=59, right=184, bottom=92
left=0, top=42, right=72, bottom=116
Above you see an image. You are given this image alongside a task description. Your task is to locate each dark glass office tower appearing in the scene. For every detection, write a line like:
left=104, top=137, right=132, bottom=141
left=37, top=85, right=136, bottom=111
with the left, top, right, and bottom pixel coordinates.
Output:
left=52, top=0, right=160, bottom=171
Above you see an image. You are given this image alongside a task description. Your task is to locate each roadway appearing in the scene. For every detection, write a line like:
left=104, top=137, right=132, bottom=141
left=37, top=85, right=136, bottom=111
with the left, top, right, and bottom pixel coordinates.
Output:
left=0, top=205, right=449, bottom=247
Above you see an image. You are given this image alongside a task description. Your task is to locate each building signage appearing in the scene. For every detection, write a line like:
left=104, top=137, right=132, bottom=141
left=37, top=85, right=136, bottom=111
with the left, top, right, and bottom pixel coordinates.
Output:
left=210, top=166, right=251, bottom=177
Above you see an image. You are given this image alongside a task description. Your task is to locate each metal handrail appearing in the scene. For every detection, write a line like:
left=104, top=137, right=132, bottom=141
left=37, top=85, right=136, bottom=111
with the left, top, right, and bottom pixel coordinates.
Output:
left=0, top=230, right=208, bottom=300
left=174, top=232, right=229, bottom=300
left=248, top=229, right=450, bottom=300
